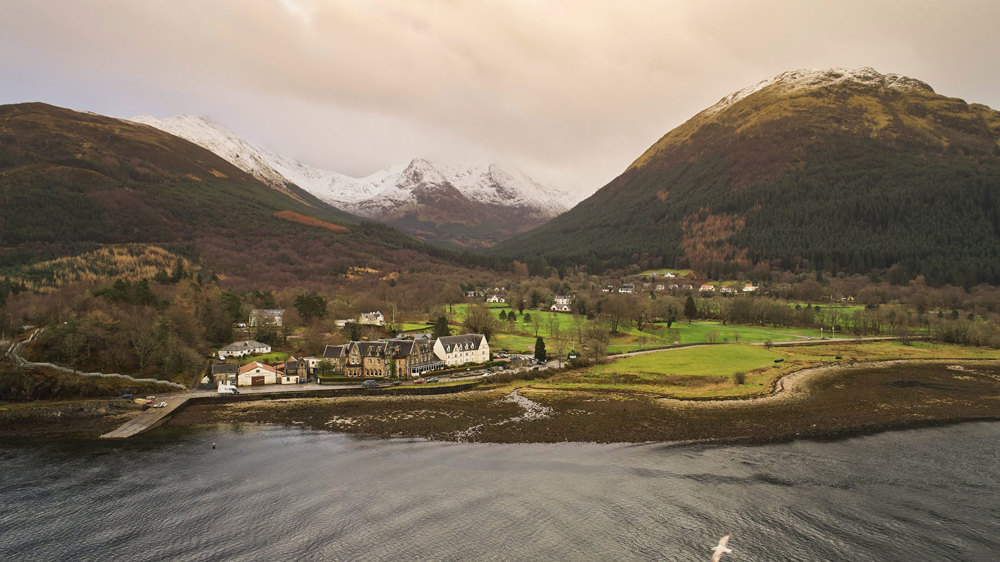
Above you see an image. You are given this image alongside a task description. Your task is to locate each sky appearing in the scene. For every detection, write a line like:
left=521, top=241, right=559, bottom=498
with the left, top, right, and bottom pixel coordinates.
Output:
left=2, top=0, right=1000, bottom=200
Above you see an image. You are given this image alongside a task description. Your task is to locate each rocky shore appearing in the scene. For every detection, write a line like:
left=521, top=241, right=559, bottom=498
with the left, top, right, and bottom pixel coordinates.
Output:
left=5, top=360, right=999, bottom=444
left=164, top=360, right=1000, bottom=444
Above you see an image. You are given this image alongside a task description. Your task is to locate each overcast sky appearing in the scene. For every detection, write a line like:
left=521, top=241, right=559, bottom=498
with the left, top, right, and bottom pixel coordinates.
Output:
left=2, top=0, right=999, bottom=199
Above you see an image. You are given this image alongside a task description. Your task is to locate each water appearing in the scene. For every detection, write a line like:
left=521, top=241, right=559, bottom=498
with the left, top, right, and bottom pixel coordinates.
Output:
left=1, top=422, right=998, bottom=561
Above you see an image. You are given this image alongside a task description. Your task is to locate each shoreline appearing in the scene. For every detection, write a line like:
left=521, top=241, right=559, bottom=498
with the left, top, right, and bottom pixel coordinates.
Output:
left=3, top=358, right=999, bottom=445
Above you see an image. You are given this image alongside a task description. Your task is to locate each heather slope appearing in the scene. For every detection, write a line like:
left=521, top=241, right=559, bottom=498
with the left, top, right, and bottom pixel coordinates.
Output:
left=0, top=103, right=461, bottom=285
left=498, top=68, right=1000, bottom=285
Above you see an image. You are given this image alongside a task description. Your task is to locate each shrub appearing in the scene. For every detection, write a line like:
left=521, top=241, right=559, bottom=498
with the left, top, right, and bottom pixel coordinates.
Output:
left=732, top=371, right=746, bottom=385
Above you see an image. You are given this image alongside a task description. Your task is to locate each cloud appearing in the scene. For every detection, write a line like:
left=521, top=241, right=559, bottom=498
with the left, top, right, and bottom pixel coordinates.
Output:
left=1, top=0, right=999, bottom=196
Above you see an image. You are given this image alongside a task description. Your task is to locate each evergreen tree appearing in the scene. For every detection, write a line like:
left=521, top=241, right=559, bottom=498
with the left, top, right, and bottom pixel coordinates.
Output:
left=684, top=296, right=697, bottom=320
left=294, top=291, right=328, bottom=323
left=534, top=336, right=546, bottom=363
left=432, top=315, right=451, bottom=338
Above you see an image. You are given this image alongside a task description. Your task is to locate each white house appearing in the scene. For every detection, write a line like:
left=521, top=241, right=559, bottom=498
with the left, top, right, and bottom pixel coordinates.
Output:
left=742, top=284, right=758, bottom=293
left=550, top=303, right=572, bottom=312
left=720, top=286, right=738, bottom=295
left=700, top=284, right=716, bottom=292
left=554, top=295, right=572, bottom=306
left=218, top=340, right=271, bottom=360
left=301, top=356, right=323, bottom=374
left=618, top=284, right=636, bottom=294
left=433, top=334, right=490, bottom=366
left=249, top=309, right=284, bottom=327
left=237, top=362, right=278, bottom=386
left=486, top=294, right=506, bottom=303
left=359, top=311, right=386, bottom=326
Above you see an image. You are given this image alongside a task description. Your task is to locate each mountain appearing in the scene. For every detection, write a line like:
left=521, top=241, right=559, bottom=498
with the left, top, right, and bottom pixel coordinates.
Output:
left=0, top=103, right=462, bottom=288
left=497, top=68, right=1000, bottom=286
left=130, top=114, right=573, bottom=248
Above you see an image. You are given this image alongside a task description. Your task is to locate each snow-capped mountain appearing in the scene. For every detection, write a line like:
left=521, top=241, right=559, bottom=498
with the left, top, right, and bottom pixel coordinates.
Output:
left=703, top=67, right=933, bottom=116
left=129, top=114, right=574, bottom=247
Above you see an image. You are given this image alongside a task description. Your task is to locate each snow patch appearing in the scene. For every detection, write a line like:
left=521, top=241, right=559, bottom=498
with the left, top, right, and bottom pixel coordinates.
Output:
left=129, top=115, right=574, bottom=219
left=704, top=67, right=934, bottom=116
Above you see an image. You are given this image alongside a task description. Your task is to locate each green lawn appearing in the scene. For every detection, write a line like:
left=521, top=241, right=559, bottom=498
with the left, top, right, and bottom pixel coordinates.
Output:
left=593, top=345, right=782, bottom=377
left=452, top=301, right=865, bottom=356
left=536, top=344, right=784, bottom=397
left=250, top=352, right=290, bottom=364
left=532, top=340, right=1000, bottom=399
left=399, top=322, right=432, bottom=332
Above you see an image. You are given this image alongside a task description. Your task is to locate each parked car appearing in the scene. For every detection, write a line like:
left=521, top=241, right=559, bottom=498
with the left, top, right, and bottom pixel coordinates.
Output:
left=120, top=393, right=134, bottom=400
left=217, top=382, right=239, bottom=395
left=152, top=401, right=168, bottom=408
left=391, top=380, right=402, bottom=386
left=362, top=380, right=379, bottom=388
left=427, top=377, right=439, bottom=383
left=414, top=378, right=427, bottom=384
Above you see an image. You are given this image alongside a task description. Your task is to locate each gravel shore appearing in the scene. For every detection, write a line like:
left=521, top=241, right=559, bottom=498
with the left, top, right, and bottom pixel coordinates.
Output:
left=160, top=359, right=1000, bottom=444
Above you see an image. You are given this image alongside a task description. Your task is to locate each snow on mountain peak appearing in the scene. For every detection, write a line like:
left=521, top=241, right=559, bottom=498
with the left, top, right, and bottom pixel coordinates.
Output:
left=129, top=114, right=572, bottom=220
left=705, top=67, right=934, bottom=116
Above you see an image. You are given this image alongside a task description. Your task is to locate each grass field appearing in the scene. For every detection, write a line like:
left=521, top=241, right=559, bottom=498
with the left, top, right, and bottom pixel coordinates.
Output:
left=398, top=323, right=432, bottom=332
left=248, top=352, right=290, bottom=364
left=536, top=344, right=784, bottom=397
left=450, top=300, right=832, bottom=355
left=528, top=340, right=1000, bottom=399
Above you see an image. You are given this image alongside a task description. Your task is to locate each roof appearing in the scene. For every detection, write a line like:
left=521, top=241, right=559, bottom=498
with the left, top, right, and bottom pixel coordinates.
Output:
left=219, top=340, right=269, bottom=352
left=354, top=341, right=388, bottom=356
left=323, top=344, right=347, bottom=359
left=385, top=339, right=417, bottom=358
left=250, top=309, right=284, bottom=317
left=238, top=362, right=277, bottom=375
left=436, top=334, right=486, bottom=352
left=211, top=363, right=239, bottom=375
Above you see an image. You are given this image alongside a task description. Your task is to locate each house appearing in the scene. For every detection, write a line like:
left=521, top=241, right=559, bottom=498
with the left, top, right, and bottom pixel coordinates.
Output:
left=601, top=284, right=614, bottom=293
left=237, top=362, right=278, bottom=386
left=655, top=284, right=665, bottom=291
left=742, top=284, right=758, bottom=293
left=699, top=284, right=716, bottom=292
left=217, top=340, right=271, bottom=360
left=682, top=284, right=694, bottom=291
left=278, top=359, right=301, bottom=384
left=433, top=334, right=490, bottom=366
left=301, top=356, right=323, bottom=375
left=486, top=294, right=506, bottom=303
left=618, top=284, right=635, bottom=294
left=249, top=309, right=284, bottom=327
left=322, top=338, right=441, bottom=378
left=551, top=296, right=573, bottom=311
left=358, top=311, right=385, bottom=326
left=668, top=284, right=679, bottom=290
left=720, top=286, right=738, bottom=295
left=210, top=363, right=239, bottom=383
left=664, top=272, right=676, bottom=278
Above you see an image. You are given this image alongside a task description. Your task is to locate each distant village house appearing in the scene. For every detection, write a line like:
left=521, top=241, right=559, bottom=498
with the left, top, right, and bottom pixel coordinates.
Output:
left=249, top=309, right=284, bottom=327
left=217, top=340, right=271, bottom=360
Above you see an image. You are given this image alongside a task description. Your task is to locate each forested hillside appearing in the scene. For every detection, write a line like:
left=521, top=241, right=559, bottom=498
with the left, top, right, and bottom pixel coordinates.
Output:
left=497, top=68, right=1000, bottom=286
left=0, top=103, right=498, bottom=289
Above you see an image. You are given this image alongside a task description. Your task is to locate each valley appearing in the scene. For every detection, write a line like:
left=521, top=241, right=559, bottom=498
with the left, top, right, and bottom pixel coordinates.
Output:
left=2, top=69, right=1000, bottom=446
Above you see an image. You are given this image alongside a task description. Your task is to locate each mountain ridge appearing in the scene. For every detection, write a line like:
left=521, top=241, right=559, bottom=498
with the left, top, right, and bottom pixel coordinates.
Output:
left=0, top=102, right=472, bottom=287
left=130, top=114, right=575, bottom=247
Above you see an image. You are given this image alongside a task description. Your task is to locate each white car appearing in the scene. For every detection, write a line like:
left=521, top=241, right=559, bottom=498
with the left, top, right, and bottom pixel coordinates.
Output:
left=217, top=382, right=239, bottom=395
